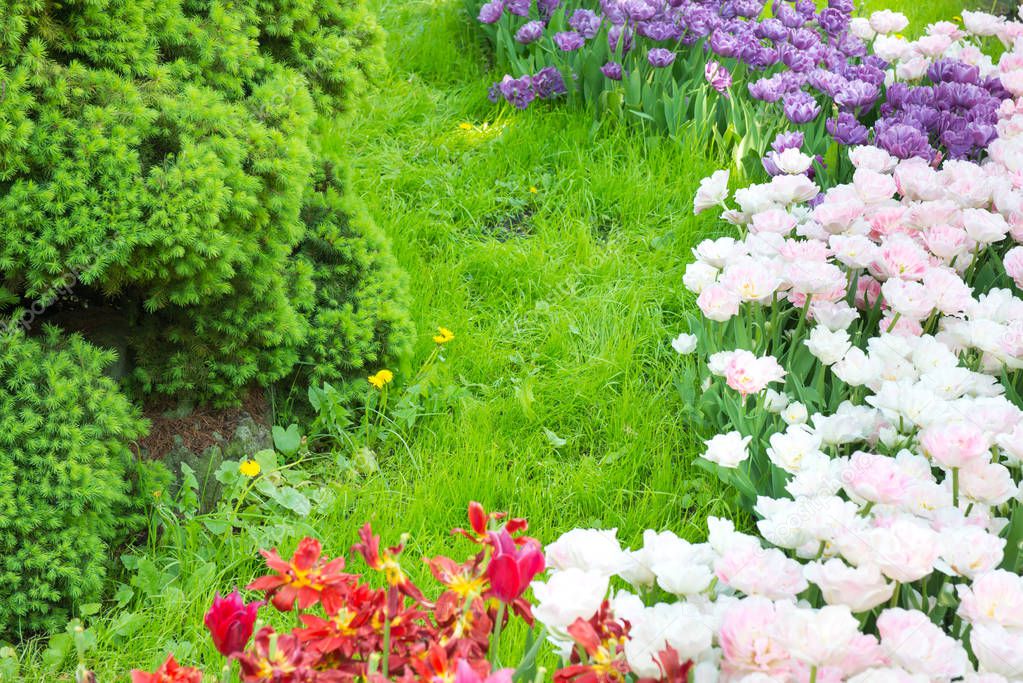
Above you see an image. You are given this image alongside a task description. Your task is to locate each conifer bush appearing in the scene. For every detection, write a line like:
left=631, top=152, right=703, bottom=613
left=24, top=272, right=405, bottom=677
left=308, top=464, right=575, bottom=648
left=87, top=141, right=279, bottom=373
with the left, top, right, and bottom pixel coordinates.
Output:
left=298, top=161, right=415, bottom=387
left=0, top=0, right=405, bottom=405
left=0, top=329, right=157, bottom=635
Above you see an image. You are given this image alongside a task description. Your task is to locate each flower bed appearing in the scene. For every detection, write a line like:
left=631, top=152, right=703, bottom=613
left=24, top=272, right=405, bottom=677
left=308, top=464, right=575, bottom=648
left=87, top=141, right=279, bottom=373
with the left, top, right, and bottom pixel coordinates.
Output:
left=472, top=0, right=1017, bottom=178
left=113, top=3, right=1023, bottom=683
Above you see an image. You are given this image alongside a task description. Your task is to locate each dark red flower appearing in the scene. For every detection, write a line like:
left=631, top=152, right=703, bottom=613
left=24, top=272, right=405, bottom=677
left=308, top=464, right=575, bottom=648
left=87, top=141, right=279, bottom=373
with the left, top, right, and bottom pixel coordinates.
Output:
left=247, top=537, right=354, bottom=613
left=485, top=528, right=545, bottom=603
left=204, top=590, right=263, bottom=656
left=352, top=524, right=426, bottom=603
left=453, top=502, right=528, bottom=543
left=553, top=604, right=630, bottom=683
left=130, top=654, right=203, bottom=683
left=635, top=646, right=695, bottom=683
left=236, top=627, right=317, bottom=682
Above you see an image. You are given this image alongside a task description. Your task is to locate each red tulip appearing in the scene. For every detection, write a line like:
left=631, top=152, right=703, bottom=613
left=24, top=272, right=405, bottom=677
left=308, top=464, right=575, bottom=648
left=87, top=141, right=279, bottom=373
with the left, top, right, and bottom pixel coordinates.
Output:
left=247, top=537, right=353, bottom=613
left=454, top=502, right=528, bottom=543
left=485, top=529, right=545, bottom=603
left=130, top=654, right=203, bottom=683
left=204, top=590, right=262, bottom=656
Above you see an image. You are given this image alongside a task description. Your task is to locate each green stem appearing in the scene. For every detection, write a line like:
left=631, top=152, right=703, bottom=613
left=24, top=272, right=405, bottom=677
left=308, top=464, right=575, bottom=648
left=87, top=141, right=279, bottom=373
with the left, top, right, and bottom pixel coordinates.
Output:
left=952, top=468, right=960, bottom=509
left=889, top=582, right=901, bottom=608
left=489, top=602, right=507, bottom=668
left=382, top=611, right=392, bottom=677
left=786, top=295, right=813, bottom=367
left=809, top=665, right=818, bottom=683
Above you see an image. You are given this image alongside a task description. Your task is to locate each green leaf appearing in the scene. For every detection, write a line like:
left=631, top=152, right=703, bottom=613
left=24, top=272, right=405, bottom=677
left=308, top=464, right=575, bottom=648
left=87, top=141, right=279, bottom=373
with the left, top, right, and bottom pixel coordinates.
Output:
left=113, top=583, right=134, bottom=609
left=78, top=603, right=101, bottom=617
left=308, top=383, right=324, bottom=412
left=253, top=449, right=279, bottom=474
left=512, top=626, right=546, bottom=683
left=108, top=612, right=146, bottom=642
left=203, top=518, right=232, bottom=535
left=41, top=633, right=71, bottom=671
left=1001, top=505, right=1023, bottom=572
left=543, top=428, right=567, bottom=448
left=272, top=486, right=312, bottom=517
left=177, top=462, right=200, bottom=514
left=272, top=423, right=303, bottom=456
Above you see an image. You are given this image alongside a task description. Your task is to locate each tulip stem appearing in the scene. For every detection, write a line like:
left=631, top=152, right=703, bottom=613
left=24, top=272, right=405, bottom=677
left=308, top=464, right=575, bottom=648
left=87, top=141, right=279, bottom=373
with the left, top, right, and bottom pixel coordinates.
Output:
left=809, top=666, right=818, bottom=683
left=382, top=615, right=391, bottom=677
left=952, top=468, right=960, bottom=508
left=786, top=295, right=813, bottom=367
left=489, top=602, right=507, bottom=668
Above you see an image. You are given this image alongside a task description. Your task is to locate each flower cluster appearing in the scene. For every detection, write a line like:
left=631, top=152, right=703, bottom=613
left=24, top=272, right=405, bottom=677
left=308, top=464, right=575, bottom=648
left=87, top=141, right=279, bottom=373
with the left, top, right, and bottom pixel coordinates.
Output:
left=527, top=98, right=1023, bottom=681
left=129, top=501, right=761, bottom=683
left=487, top=68, right=567, bottom=110
left=477, top=1, right=1023, bottom=174
left=130, top=504, right=546, bottom=682
left=649, top=55, right=1023, bottom=677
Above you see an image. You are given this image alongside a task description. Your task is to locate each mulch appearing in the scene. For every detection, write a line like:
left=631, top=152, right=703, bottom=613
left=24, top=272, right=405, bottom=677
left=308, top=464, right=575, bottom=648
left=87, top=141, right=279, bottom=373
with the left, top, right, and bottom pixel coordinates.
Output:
left=138, top=388, right=270, bottom=460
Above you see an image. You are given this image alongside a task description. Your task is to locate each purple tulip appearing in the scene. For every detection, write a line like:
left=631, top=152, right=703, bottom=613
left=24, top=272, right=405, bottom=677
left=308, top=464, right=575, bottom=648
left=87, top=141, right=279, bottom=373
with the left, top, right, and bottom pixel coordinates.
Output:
left=782, top=92, right=821, bottom=124
left=554, top=31, right=585, bottom=51
left=601, top=61, right=624, bottom=81
left=807, top=69, right=846, bottom=98
left=569, top=9, right=602, bottom=39
left=494, top=75, right=536, bottom=110
left=478, top=0, right=503, bottom=23
left=515, top=21, right=544, bottom=44
left=608, top=24, right=634, bottom=54
left=875, top=122, right=934, bottom=160
left=827, top=113, right=869, bottom=146
left=733, top=0, right=764, bottom=18
left=755, top=18, right=789, bottom=41
left=774, top=4, right=804, bottom=28
left=532, top=66, right=567, bottom=99
left=771, top=131, right=805, bottom=153
left=817, top=7, right=848, bottom=36
left=639, top=20, right=679, bottom=41
left=649, top=48, right=676, bottom=68
left=835, top=79, right=879, bottom=111
left=748, top=76, right=786, bottom=103
left=789, top=28, right=819, bottom=50
left=537, top=0, right=560, bottom=17
left=506, top=0, right=529, bottom=16
left=705, top=60, right=732, bottom=94
left=623, top=0, right=656, bottom=21
left=710, top=29, right=741, bottom=58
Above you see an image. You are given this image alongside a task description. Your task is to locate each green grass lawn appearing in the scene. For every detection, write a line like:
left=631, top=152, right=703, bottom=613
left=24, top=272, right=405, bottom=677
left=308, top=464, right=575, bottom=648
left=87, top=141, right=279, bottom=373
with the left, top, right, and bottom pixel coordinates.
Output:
left=11, top=0, right=976, bottom=678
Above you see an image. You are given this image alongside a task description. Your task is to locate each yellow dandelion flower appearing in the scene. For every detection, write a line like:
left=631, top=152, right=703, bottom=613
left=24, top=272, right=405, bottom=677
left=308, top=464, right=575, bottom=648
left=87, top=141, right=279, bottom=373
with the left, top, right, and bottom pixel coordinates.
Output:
left=239, top=460, right=261, bottom=477
left=459, top=122, right=473, bottom=130
left=529, top=186, right=538, bottom=194
left=368, top=369, right=394, bottom=389
left=432, top=326, right=455, bottom=344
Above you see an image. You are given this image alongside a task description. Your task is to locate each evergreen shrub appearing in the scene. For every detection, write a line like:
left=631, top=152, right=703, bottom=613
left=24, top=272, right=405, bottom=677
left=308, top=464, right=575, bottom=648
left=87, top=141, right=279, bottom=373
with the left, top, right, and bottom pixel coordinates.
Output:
left=0, top=329, right=160, bottom=635
left=0, top=0, right=407, bottom=405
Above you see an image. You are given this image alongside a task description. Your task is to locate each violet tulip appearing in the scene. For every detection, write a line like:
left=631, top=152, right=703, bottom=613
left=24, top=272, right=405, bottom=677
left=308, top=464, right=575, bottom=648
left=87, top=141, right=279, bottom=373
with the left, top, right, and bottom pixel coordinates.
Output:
left=705, top=60, right=732, bottom=95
